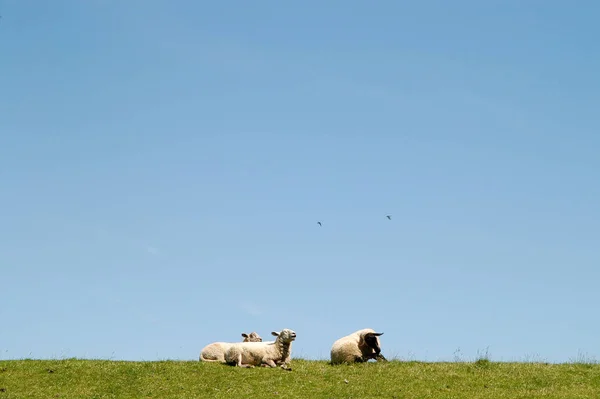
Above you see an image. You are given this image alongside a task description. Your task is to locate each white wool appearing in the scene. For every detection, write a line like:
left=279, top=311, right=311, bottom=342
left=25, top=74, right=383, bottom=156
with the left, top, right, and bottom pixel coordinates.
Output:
left=330, top=328, right=385, bottom=365
left=199, top=332, right=262, bottom=363
left=224, top=329, right=296, bottom=369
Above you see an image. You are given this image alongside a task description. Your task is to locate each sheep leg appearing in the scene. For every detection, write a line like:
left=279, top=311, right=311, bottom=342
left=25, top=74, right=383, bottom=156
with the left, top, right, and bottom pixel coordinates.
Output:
left=280, top=363, right=292, bottom=371
left=262, top=359, right=278, bottom=368
left=362, top=352, right=387, bottom=362
left=233, top=354, right=254, bottom=368
left=274, top=360, right=292, bottom=371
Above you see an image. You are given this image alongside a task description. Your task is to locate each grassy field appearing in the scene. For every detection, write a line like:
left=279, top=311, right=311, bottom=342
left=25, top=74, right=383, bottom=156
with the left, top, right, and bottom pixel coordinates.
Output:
left=1, top=358, right=599, bottom=398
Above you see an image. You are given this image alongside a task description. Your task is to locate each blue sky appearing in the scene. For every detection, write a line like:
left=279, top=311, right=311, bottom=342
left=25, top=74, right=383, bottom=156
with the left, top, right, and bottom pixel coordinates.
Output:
left=1, top=0, right=599, bottom=363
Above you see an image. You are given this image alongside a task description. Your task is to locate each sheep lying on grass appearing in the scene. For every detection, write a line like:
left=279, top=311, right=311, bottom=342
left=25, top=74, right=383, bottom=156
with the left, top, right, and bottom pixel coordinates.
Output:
left=224, top=328, right=296, bottom=370
left=330, top=328, right=387, bottom=364
left=200, top=332, right=263, bottom=362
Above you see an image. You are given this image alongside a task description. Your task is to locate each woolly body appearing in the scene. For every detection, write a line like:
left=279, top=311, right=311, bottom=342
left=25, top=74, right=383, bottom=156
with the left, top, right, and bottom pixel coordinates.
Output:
left=330, top=328, right=385, bottom=364
left=200, top=332, right=262, bottom=363
left=225, top=329, right=296, bottom=369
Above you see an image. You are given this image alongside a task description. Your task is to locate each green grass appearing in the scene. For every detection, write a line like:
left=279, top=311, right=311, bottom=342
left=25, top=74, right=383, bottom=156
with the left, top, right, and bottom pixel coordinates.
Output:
left=1, top=358, right=599, bottom=398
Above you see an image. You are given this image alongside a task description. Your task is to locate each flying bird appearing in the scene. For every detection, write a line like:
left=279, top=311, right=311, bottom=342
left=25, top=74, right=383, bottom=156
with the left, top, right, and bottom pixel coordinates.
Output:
left=386, top=215, right=392, bottom=220
left=317, top=221, right=322, bottom=226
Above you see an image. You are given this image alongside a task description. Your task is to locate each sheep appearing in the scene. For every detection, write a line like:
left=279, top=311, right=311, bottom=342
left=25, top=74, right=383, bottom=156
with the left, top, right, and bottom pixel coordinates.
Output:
left=200, top=332, right=263, bottom=362
left=224, top=328, right=296, bottom=370
left=330, top=328, right=387, bottom=364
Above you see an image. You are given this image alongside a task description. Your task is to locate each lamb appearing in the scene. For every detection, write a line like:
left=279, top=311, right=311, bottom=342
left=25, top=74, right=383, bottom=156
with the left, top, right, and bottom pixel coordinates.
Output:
left=330, top=328, right=387, bottom=364
left=224, top=328, right=296, bottom=370
left=200, top=332, right=263, bottom=362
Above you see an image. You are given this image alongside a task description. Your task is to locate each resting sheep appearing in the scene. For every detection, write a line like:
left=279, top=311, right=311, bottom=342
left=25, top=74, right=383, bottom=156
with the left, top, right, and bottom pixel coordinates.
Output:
left=330, top=328, right=386, bottom=364
left=200, top=332, right=263, bottom=362
left=224, top=328, right=296, bottom=370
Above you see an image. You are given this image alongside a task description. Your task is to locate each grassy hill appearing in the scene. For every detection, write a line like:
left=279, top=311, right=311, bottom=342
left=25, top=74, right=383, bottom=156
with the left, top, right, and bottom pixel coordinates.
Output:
left=1, top=358, right=599, bottom=398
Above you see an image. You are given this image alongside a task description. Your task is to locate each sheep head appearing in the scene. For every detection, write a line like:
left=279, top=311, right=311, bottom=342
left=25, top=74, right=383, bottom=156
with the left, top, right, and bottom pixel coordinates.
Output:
left=241, top=332, right=263, bottom=342
left=271, top=329, right=297, bottom=343
left=361, top=331, right=383, bottom=356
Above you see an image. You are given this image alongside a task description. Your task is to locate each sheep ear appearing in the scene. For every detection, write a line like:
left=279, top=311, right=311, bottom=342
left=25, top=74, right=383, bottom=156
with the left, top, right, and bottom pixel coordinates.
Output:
left=372, top=332, right=384, bottom=336
left=271, top=331, right=280, bottom=337
left=241, top=333, right=249, bottom=338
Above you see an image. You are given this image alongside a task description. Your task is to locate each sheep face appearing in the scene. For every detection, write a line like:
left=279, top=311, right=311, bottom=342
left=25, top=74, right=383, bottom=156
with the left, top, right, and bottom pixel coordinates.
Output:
left=241, top=332, right=263, bottom=342
left=271, top=329, right=296, bottom=343
left=362, top=332, right=383, bottom=356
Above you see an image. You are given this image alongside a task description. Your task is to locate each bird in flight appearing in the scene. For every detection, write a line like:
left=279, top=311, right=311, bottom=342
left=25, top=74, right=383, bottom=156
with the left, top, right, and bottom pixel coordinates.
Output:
left=386, top=215, right=392, bottom=220
left=317, top=221, right=322, bottom=226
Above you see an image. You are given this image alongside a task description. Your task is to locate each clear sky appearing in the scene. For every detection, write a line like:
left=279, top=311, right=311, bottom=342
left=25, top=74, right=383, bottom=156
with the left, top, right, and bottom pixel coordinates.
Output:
left=1, top=0, right=599, bottom=363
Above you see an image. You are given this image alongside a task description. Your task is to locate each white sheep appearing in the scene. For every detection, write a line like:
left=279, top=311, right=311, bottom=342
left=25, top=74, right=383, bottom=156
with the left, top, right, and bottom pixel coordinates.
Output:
left=330, top=328, right=386, bottom=364
left=200, top=332, right=263, bottom=363
left=224, top=328, right=296, bottom=370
